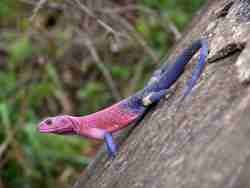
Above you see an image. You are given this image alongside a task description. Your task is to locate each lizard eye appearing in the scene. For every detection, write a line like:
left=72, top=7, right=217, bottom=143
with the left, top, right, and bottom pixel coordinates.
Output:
left=45, top=119, right=53, bottom=126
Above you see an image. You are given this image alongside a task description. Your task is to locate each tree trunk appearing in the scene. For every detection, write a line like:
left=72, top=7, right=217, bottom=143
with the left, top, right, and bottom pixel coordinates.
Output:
left=74, top=0, right=250, bottom=187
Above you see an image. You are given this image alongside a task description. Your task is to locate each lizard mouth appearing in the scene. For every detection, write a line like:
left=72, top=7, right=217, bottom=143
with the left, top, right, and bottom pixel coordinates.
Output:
left=38, top=123, right=55, bottom=133
left=39, top=126, right=55, bottom=133
left=39, top=126, right=72, bottom=133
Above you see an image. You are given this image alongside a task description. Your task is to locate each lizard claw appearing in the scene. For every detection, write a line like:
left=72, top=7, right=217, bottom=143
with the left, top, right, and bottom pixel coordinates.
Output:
left=104, top=132, right=117, bottom=159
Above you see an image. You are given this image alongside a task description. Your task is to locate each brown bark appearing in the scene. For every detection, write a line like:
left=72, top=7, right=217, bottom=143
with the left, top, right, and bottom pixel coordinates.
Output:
left=74, top=0, right=250, bottom=187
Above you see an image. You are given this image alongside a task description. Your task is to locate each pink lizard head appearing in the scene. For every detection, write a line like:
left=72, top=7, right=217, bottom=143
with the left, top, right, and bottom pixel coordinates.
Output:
left=38, top=114, right=108, bottom=140
left=38, top=115, right=76, bottom=134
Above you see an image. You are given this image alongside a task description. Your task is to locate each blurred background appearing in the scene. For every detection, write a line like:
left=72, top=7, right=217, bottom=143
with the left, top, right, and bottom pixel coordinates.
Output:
left=0, top=0, right=205, bottom=187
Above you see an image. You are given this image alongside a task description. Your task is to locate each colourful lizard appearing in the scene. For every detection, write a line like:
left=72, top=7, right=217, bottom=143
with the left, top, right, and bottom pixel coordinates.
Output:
left=38, top=39, right=208, bottom=158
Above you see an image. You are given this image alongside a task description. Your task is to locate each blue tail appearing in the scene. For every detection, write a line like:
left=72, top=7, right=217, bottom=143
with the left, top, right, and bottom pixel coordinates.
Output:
left=146, top=39, right=209, bottom=96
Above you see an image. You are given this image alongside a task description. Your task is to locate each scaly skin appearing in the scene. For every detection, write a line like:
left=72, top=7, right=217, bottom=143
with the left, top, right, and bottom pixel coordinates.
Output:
left=38, top=39, right=209, bottom=158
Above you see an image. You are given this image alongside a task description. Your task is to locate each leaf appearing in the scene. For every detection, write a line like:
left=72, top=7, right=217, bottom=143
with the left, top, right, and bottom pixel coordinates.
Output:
left=0, top=102, right=10, bottom=128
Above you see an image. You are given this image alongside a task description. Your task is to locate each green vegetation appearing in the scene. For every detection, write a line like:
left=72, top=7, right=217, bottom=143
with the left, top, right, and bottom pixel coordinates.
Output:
left=0, top=0, right=205, bottom=187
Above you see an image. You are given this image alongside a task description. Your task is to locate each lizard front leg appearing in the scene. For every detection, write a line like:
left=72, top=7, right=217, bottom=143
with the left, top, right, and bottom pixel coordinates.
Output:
left=104, top=132, right=117, bottom=159
left=71, top=123, right=118, bottom=159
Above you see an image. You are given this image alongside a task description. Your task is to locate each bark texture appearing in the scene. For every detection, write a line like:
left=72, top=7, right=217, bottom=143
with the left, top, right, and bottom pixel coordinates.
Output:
left=74, top=0, right=250, bottom=187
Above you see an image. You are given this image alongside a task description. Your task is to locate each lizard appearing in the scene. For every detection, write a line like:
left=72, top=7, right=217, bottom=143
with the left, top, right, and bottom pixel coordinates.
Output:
left=38, top=39, right=209, bottom=159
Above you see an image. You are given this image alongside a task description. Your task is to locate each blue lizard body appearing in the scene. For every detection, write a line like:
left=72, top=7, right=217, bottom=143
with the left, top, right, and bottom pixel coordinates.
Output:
left=122, top=39, right=209, bottom=113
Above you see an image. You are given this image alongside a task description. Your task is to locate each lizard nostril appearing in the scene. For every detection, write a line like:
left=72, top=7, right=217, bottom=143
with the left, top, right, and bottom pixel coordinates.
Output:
left=45, top=119, right=52, bottom=125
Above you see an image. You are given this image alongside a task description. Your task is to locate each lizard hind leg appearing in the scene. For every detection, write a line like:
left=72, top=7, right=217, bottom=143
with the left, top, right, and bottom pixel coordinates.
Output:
left=181, top=39, right=209, bottom=101
left=104, top=132, right=117, bottom=159
left=142, top=89, right=169, bottom=106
